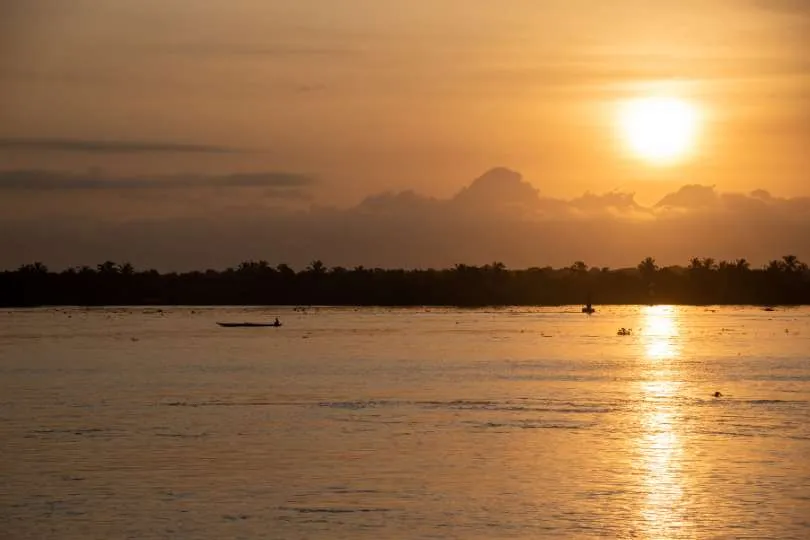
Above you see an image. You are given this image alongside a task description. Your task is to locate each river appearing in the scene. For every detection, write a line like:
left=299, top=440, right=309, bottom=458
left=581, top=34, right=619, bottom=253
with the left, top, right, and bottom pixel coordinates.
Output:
left=2, top=305, right=809, bottom=539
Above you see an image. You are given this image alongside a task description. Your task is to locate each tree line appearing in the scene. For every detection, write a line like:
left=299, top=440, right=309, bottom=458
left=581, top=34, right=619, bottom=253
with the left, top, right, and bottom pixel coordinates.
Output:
left=1, top=256, right=809, bottom=307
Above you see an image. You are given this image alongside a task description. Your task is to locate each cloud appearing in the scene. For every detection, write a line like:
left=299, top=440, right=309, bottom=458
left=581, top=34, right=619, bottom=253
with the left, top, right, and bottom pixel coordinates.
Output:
left=208, top=172, right=315, bottom=189
left=0, top=169, right=314, bottom=191
left=0, top=137, right=239, bottom=154
left=450, top=167, right=542, bottom=216
left=1, top=168, right=809, bottom=271
left=570, top=191, right=642, bottom=211
left=655, top=185, right=720, bottom=209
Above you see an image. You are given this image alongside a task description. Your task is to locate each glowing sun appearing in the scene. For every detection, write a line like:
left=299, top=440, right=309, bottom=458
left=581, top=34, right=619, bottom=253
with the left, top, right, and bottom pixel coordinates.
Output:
left=618, top=97, right=700, bottom=164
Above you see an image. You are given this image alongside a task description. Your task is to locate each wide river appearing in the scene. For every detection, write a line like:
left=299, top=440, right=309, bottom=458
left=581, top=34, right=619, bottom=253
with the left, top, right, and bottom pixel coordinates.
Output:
left=2, top=306, right=810, bottom=539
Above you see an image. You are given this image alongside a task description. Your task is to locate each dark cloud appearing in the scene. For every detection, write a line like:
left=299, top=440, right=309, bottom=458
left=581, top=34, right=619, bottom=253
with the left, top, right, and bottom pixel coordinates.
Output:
left=450, top=168, right=541, bottom=216
left=655, top=185, right=720, bottom=209
left=0, top=137, right=239, bottom=154
left=1, top=168, right=809, bottom=271
left=0, top=170, right=314, bottom=191
left=211, top=172, right=315, bottom=188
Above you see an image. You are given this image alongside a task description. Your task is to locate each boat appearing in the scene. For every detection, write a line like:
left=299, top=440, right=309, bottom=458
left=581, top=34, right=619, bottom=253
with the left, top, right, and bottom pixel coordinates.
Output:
left=216, top=322, right=282, bottom=328
left=582, top=303, right=596, bottom=314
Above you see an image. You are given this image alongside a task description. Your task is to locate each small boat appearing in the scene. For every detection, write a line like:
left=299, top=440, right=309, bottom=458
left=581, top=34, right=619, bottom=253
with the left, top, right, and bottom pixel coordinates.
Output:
left=582, top=303, right=596, bottom=314
left=216, top=321, right=282, bottom=328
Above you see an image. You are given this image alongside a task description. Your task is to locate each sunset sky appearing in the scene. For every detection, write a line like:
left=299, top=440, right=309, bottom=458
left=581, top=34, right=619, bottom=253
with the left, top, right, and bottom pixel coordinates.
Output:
left=1, top=1, right=809, bottom=270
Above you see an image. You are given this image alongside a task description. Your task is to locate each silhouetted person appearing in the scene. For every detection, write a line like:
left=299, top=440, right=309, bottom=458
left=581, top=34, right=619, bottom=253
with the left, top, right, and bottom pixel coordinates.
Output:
left=713, top=391, right=722, bottom=398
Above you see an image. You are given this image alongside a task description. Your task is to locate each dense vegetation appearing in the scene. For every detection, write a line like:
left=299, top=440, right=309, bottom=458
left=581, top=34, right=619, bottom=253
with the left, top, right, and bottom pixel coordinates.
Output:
left=1, top=256, right=809, bottom=307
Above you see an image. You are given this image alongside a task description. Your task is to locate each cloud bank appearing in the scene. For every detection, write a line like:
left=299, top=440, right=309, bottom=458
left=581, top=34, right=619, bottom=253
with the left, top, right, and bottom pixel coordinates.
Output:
left=1, top=167, right=808, bottom=271
left=0, top=137, right=238, bottom=154
left=0, top=170, right=314, bottom=191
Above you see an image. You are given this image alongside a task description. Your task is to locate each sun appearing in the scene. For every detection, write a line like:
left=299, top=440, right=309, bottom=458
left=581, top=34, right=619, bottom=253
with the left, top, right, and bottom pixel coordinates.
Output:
left=617, top=96, right=700, bottom=165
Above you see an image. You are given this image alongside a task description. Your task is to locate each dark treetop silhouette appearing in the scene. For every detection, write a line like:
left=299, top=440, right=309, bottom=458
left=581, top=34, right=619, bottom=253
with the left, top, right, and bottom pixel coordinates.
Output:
left=2, top=256, right=809, bottom=307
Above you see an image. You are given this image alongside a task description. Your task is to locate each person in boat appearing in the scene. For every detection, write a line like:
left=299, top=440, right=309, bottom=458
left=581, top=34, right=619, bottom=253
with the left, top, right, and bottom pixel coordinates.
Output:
left=273, top=317, right=281, bottom=327
left=582, top=293, right=595, bottom=313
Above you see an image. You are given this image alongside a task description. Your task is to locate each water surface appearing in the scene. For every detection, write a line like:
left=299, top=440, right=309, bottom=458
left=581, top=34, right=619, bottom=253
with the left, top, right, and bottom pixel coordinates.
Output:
left=2, top=306, right=810, bottom=539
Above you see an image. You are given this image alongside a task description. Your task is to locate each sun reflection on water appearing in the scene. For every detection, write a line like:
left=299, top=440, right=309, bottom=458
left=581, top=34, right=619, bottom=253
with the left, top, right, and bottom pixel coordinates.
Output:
left=641, top=305, right=681, bottom=360
left=636, top=306, right=687, bottom=537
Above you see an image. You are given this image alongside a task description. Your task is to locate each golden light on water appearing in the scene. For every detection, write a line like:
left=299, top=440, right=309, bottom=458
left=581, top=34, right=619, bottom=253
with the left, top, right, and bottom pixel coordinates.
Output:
left=641, top=305, right=681, bottom=360
left=618, top=97, right=701, bottom=165
left=639, top=403, right=685, bottom=533
left=636, top=307, right=686, bottom=537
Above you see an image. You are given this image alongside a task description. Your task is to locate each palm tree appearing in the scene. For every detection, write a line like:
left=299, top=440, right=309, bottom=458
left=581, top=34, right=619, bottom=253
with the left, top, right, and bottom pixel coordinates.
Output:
left=782, top=255, right=802, bottom=273
left=306, top=260, right=327, bottom=275
left=734, top=258, right=750, bottom=272
left=688, top=257, right=716, bottom=271
left=570, top=261, right=588, bottom=274
left=18, top=262, right=48, bottom=274
left=765, top=259, right=783, bottom=273
left=97, top=261, right=119, bottom=275
left=637, top=257, right=658, bottom=281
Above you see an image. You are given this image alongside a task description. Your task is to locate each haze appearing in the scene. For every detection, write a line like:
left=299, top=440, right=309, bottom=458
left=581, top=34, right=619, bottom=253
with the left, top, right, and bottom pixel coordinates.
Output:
left=1, top=0, right=808, bottom=270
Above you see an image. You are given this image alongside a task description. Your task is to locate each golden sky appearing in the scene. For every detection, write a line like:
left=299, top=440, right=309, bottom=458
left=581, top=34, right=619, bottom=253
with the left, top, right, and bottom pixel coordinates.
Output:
left=0, top=1, right=809, bottom=270
left=1, top=0, right=807, bottom=205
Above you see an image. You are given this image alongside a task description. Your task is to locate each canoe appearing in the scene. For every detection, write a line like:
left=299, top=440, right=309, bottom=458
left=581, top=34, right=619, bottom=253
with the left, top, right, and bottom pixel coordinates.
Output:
left=216, top=322, right=282, bottom=328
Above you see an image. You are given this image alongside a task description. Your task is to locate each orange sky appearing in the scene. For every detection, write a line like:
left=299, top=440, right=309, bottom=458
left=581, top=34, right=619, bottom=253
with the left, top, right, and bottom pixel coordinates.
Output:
left=1, top=0, right=808, bottom=207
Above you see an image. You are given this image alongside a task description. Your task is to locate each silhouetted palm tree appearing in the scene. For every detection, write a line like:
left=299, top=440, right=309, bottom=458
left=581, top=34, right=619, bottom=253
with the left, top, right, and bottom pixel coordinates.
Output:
left=306, top=260, right=326, bottom=275
left=734, top=258, right=750, bottom=271
left=97, top=261, right=119, bottom=275
left=18, top=262, right=49, bottom=274
left=276, top=263, right=294, bottom=277
left=570, top=261, right=588, bottom=274
left=637, top=257, right=658, bottom=281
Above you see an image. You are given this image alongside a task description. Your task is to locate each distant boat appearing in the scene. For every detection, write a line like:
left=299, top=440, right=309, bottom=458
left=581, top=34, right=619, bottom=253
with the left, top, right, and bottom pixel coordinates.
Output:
left=216, top=321, right=282, bottom=328
left=582, top=303, right=596, bottom=314
left=763, top=306, right=776, bottom=312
